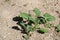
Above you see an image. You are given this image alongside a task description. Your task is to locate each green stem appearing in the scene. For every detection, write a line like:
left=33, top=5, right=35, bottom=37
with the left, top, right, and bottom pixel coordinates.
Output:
left=34, top=24, right=40, bottom=29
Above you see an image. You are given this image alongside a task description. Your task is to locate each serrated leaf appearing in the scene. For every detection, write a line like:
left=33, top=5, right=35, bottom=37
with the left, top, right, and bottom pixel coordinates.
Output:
left=44, top=13, right=55, bottom=21
left=20, top=12, right=30, bottom=19
left=39, top=28, right=48, bottom=33
left=33, top=7, right=41, bottom=17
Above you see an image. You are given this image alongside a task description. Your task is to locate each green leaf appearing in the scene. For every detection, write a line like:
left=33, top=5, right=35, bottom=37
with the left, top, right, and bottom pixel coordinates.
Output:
left=20, top=12, right=30, bottom=19
left=44, top=13, right=55, bottom=21
left=20, top=22, right=26, bottom=28
left=28, top=16, right=35, bottom=23
left=39, top=28, right=48, bottom=33
left=56, top=24, right=60, bottom=32
left=20, top=12, right=35, bottom=23
left=37, top=17, right=46, bottom=24
left=20, top=22, right=29, bottom=31
left=33, top=7, right=41, bottom=17
left=26, top=25, right=35, bottom=33
left=24, top=35, right=29, bottom=40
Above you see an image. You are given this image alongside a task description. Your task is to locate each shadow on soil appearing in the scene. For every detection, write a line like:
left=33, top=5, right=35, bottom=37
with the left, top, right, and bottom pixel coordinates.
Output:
left=12, top=16, right=27, bottom=34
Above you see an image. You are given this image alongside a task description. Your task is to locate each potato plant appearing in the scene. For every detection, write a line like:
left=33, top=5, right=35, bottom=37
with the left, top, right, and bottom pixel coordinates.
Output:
left=19, top=7, right=56, bottom=40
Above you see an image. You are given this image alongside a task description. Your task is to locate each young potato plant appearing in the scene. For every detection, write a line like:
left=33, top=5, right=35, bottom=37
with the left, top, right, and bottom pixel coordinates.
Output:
left=19, top=7, right=56, bottom=40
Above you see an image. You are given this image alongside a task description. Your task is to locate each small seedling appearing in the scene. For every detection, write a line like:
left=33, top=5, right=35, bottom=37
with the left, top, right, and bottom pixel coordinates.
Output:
left=19, top=7, right=56, bottom=40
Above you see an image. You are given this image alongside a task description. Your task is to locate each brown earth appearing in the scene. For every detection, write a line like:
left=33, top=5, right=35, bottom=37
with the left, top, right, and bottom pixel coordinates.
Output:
left=0, top=0, right=60, bottom=40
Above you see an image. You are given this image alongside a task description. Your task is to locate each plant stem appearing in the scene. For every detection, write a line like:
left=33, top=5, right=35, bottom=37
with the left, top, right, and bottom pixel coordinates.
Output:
left=34, top=24, right=40, bottom=29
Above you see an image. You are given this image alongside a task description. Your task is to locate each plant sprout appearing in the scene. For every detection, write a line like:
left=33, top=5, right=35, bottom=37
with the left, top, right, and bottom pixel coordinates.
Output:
left=19, top=7, right=56, bottom=40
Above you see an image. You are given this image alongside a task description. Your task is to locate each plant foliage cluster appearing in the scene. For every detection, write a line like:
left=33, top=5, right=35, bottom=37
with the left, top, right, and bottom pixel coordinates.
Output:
left=18, top=7, right=60, bottom=40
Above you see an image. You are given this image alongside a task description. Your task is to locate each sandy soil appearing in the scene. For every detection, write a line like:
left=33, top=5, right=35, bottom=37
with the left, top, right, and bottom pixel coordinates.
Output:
left=0, top=0, right=60, bottom=40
